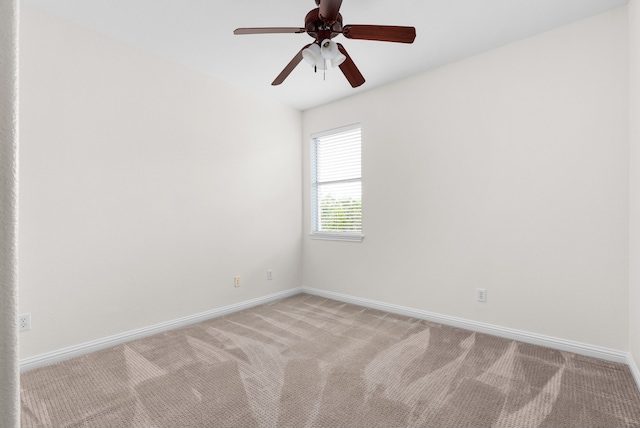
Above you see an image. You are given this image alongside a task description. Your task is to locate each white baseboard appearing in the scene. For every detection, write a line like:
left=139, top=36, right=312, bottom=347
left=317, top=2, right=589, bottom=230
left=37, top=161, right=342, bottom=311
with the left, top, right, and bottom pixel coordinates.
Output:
left=21, top=285, right=640, bottom=397
left=629, top=353, right=640, bottom=393
left=301, top=286, right=630, bottom=364
left=20, top=287, right=302, bottom=372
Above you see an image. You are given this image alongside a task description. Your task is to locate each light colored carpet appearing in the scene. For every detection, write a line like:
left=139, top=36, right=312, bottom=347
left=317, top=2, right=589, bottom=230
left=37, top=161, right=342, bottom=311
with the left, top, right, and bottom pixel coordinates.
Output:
left=21, top=294, right=640, bottom=427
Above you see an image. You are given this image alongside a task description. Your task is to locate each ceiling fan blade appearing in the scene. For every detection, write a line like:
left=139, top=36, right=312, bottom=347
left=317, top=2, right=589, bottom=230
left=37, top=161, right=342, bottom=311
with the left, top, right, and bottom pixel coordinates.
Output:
left=337, top=43, right=365, bottom=88
left=234, top=27, right=306, bottom=35
left=319, top=0, right=343, bottom=24
left=342, top=25, right=416, bottom=43
left=272, top=44, right=312, bottom=86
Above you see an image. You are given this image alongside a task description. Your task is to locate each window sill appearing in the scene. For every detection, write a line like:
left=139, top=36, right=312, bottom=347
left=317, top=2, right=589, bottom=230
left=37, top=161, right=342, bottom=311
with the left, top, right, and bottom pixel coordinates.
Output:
left=309, top=232, right=364, bottom=242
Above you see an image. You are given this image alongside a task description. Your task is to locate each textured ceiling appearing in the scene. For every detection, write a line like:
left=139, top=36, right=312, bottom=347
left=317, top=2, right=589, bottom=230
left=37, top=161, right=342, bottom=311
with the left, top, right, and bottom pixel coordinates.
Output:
left=22, top=0, right=628, bottom=111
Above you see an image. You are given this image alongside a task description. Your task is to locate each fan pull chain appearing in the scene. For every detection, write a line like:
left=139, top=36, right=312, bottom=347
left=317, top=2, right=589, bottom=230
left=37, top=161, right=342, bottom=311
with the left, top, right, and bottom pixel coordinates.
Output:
left=312, top=61, right=328, bottom=81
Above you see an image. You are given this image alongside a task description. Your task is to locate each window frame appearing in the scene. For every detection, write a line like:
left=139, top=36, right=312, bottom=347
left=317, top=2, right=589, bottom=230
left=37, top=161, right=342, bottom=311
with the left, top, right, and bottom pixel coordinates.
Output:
left=310, top=123, right=363, bottom=242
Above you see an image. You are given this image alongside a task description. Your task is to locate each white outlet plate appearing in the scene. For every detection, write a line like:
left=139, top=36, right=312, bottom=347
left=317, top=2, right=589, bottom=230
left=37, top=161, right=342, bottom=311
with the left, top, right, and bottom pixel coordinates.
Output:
left=234, top=276, right=240, bottom=287
left=477, top=288, right=487, bottom=303
left=19, top=313, right=31, bottom=331
left=267, top=269, right=273, bottom=280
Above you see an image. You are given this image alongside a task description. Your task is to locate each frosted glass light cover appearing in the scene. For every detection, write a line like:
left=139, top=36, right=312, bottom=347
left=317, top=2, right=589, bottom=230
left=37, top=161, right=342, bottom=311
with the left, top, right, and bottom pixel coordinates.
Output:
left=320, top=39, right=339, bottom=59
left=331, top=53, right=346, bottom=68
left=302, top=43, right=321, bottom=66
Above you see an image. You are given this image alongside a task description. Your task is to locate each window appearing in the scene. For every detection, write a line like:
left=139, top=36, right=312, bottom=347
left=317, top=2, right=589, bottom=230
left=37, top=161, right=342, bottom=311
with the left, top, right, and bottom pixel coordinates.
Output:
left=311, top=124, right=363, bottom=242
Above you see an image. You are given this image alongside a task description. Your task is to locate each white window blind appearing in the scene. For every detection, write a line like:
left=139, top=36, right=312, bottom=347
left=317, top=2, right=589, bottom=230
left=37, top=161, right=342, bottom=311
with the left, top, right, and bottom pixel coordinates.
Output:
left=311, top=124, right=362, bottom=241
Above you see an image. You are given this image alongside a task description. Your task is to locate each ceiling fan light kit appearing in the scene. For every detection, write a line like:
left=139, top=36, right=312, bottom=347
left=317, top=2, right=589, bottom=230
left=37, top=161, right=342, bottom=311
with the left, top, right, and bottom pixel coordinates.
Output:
left=302, top=39, right=345, bottom=72
left=234, top=0, right=416, bottom=88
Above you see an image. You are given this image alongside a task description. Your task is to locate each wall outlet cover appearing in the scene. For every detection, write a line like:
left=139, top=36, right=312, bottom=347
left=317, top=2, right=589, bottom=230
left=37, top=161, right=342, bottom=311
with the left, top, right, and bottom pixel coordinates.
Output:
left=19, top=313, right=31, bottom=331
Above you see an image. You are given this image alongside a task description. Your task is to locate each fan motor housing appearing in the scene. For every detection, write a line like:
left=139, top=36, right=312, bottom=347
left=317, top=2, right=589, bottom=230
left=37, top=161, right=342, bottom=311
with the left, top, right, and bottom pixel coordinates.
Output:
left=305, top=8, right=343, bottom=40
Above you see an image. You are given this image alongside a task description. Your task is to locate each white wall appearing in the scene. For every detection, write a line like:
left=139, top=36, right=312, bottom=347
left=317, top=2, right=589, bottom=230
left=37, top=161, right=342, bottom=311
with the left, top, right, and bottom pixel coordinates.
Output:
left=0, top=0, right=20, bottom=425
left=302, top=8, right=629, bottom=350
left=630, top=0, right=640, bottom=370
left=18, top=5, right=302, bottom=358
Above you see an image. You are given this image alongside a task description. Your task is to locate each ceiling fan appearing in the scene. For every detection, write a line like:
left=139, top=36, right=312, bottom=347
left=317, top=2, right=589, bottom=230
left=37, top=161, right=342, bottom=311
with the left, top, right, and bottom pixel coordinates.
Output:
left=233, top=0, right=416, bottom=88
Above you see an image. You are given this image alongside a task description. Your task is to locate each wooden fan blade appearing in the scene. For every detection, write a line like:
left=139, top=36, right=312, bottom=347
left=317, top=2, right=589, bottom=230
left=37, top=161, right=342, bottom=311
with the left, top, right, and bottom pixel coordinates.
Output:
left=319, top=0, right=342, bottom=24
left=337, top=43, right=365, bottom=88
left=272, top=44, right=312, bottom=86
left=342, top=25, right=416, bottom=43
left=234, top=27, right=306, bottom=35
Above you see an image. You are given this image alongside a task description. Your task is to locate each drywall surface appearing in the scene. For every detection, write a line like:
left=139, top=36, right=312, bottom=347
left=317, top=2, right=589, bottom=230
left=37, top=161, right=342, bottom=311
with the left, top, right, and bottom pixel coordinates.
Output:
left=302, top=8, right=629, bottom=350
left=0, top=0, right=20, bottom=425
left=630, top=0, right=640, bottom=370
left=19, top=5, right=302, bottom=358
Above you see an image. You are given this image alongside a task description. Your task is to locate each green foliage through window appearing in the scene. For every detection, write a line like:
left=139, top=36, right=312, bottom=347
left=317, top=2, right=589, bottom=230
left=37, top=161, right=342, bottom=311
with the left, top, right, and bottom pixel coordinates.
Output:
left=319, top=195, right=362, bottom=232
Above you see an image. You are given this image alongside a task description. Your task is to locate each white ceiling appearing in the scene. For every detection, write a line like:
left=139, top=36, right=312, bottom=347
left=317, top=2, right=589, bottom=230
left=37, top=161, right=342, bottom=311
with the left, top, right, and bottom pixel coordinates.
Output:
left=22, top=0, right=628, bottom=111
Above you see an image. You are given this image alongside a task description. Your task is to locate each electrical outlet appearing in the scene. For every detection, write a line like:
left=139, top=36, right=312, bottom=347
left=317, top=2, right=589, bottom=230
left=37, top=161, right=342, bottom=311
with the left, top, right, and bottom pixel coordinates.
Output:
left=19, top=313, right=31, bottom=331
left=234, top=276, right=240, bottom=287
left=477, top=288, right=487, bottom=303
left=267, top=269, right=273, bottom=280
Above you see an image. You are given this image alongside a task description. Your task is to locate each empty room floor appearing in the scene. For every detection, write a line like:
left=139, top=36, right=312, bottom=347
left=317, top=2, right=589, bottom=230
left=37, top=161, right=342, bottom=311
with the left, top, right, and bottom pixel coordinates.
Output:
left=20, top=294, right=640, bottom=427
